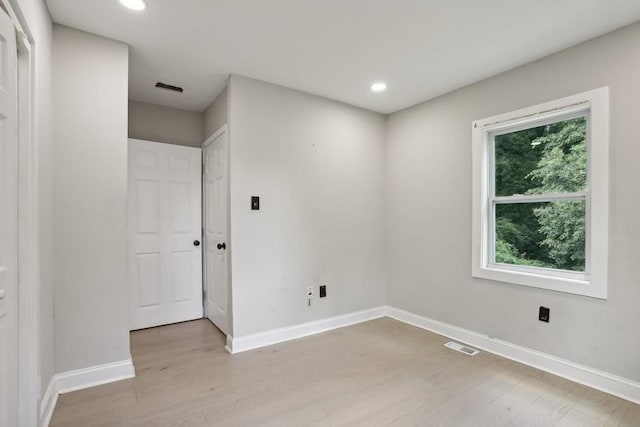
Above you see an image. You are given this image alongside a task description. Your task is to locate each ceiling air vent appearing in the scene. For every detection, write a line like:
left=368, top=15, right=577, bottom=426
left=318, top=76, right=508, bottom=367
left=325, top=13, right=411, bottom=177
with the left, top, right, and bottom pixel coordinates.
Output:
left=155, top=82, right=183, bottom=93
left=444, top=341, right=479, bottom=356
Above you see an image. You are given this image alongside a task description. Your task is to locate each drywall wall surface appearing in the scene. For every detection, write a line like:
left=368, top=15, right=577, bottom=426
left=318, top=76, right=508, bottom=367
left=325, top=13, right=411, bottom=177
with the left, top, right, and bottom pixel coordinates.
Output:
left=52, top=25, right=130, bottom=372
left=128, top=100, right=203, bottom=147
left=203, top=86, right=227, bottom=140
left=385, top=21, right=640, bottom=381
left=16, top=0, right=55, bottom=405
left=228, top=75, right=386, bottom=337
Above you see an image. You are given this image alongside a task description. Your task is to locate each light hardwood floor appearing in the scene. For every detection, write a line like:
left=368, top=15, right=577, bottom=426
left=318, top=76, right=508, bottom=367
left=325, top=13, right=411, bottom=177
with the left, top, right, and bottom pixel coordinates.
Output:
left=50, top=318, right=640, bottom=426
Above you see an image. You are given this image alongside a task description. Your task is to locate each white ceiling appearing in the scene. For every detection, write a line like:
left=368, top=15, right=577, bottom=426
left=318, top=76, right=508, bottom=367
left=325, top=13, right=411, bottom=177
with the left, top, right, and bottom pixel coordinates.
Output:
left=46, top=0, right=640, bottom=114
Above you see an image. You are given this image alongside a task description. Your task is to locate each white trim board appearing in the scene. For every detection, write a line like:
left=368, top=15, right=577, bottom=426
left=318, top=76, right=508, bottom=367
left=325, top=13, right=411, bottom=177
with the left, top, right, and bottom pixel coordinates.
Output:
left=0, top=0, right=41, bottom=425
left=227, top=305, right=640, bottom=405
left=55, top=358, right=135, bottom=394
left=39, top=308, right=640, bottom=426
left=385, top=306, right=640, bottom=405
left=39, top=378, right=57, bottom=427
left=39, top=358, right=135, bottom=426
left=226, top=307, right=387, bottom=354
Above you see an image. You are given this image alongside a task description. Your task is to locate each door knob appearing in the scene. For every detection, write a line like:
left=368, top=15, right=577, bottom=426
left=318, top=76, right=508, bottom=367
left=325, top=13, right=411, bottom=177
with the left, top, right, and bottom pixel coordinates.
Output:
left=217, top=242, right=226, bottom=250
left=193, top=240, right=200, bottom=247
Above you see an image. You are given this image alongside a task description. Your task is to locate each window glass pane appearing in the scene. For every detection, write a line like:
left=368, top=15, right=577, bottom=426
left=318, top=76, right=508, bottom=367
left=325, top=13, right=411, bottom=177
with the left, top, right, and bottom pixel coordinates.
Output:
left=494, top=117, right=587, bottom=196
left=495, top=200, right=586, bottom=272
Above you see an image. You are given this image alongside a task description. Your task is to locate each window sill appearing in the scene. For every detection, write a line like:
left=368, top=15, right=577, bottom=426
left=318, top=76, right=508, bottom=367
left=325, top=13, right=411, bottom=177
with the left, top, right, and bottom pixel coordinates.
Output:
left=472, top=265, right=606, bottom=299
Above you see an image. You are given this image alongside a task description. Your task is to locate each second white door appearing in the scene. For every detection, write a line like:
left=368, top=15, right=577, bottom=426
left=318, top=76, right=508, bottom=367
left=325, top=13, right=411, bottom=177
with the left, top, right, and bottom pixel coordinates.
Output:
left=204, top=129, right=230, bottom=335
left=128, top=139, right=203, bottom=330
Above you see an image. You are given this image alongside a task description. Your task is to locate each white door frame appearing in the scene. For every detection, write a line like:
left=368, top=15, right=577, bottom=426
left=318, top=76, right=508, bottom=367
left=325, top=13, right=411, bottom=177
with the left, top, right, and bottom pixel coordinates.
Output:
left=2, top=0, right=40, bottom=425
left=202, top=125, right=232, bottom=335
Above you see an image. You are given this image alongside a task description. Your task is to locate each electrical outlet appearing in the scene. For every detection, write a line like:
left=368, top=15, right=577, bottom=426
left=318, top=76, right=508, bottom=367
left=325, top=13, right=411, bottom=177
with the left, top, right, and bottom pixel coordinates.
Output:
left=306, top=286, right=314, bottom=307
left=319, top=285, right=326, bottom=298
left=539, top=306, right=550, bottom=323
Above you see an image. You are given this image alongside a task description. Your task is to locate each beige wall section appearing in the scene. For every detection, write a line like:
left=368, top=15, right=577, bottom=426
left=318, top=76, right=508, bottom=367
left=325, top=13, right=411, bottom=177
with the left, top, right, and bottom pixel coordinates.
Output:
left=52, top=26, right=130, bottom=372
left=228, top=75, right=387, bottom=337
left=203, top=86, right=228, bottom=139
left=128, top=100, right=203, bottom=147
left=385, top=22, right=640, bottom=381
left=15, top=0, right=55, bottom=403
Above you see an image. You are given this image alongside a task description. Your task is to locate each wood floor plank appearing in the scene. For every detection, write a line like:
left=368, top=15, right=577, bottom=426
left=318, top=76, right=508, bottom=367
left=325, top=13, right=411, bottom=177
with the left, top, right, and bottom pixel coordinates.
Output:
left=617, top=401, right=640, bottom=427
left=504, top=374, right=589, bottom=427
left=49, top=318, right=640, bottom=426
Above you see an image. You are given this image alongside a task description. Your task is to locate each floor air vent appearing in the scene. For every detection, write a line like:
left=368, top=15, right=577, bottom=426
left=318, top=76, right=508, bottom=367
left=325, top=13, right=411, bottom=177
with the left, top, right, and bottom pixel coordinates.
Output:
left=444, top=341, right=479, bottom=356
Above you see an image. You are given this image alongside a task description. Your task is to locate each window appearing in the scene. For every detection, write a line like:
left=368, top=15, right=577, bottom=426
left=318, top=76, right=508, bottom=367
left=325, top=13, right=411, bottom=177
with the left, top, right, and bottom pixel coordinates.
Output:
left=472, top=88, right=609, bottom=298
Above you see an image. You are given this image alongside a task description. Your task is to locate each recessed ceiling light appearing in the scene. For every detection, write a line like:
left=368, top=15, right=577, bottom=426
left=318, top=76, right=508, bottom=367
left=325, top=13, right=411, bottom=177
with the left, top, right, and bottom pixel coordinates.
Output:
left=119, top=0, right=146, bottom=11
left=370, top=82, right=387, bottom=92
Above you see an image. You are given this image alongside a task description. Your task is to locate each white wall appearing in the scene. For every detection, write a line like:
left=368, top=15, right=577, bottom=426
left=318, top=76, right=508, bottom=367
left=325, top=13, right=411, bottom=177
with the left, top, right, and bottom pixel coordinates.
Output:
left=228, top=75, right=386, bottom=337
left=128, top=100, right=203, bottom=147
left=15, top=0, right=54, bottom=405
left=203, top=86, right=227, bottom=139
left=52, top=25, right=130, bottom=372
left=386, top=22, right=640, bottom=382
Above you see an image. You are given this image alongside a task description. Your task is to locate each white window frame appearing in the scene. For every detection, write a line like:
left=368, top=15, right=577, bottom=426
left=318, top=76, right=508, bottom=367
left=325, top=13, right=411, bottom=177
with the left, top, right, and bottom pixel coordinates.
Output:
left=472, top=87, right=609, bottom=299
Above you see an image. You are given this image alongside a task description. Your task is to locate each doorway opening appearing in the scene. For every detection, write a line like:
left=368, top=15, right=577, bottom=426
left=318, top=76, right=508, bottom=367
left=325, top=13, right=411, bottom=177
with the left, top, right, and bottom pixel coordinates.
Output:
left=127, top=125, right=231, bottom=338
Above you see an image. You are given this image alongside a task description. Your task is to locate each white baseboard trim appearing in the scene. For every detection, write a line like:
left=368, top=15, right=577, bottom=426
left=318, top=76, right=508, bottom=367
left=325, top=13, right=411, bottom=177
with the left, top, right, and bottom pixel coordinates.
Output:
left=227, top=306, right=387, bottom=354
left=37, top=307, right=640, bottom=425
left=225, top=334, right=234, bottom=354
left=39, top=357, right=136, bottom=426
left=39, top=376, right=58, bottom=427
left=385, top=306, right=640, bottom=405
left=55, top=358, right=136, bottom=394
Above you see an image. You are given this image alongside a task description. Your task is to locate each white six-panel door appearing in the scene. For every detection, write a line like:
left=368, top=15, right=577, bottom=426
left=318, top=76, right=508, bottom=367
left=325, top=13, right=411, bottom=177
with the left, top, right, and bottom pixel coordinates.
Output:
left=0, top=7, right=18, bottom=427
left=204, top=130, right=230, bottom=335
left=128, top=139, right=203, bottom=330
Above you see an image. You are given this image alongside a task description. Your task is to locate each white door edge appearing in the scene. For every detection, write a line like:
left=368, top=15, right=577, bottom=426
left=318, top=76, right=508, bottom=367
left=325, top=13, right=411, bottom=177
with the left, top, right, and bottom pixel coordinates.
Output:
left=203, top=124, right=227, bottom=149
left=203, top=128, right=230, bottom=335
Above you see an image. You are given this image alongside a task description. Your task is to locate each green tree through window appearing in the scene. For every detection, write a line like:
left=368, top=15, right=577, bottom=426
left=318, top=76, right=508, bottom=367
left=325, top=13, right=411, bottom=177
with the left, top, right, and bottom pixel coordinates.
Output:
left=494, top=117, right=587, bottom=271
